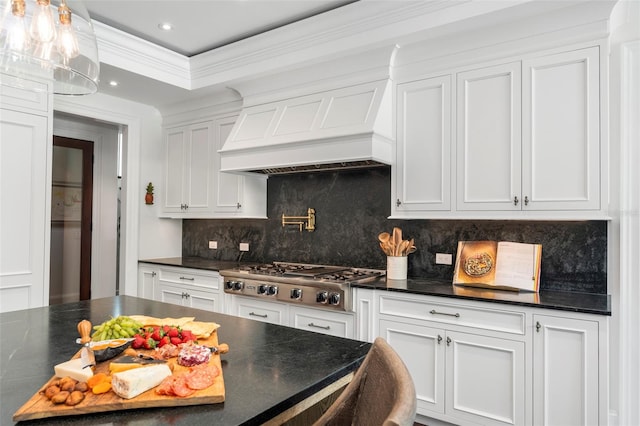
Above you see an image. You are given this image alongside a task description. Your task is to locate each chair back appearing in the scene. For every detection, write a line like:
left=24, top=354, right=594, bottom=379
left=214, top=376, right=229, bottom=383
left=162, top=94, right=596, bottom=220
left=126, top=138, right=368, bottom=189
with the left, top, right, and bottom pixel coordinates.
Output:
left=313, top=337, right=417, bottom=426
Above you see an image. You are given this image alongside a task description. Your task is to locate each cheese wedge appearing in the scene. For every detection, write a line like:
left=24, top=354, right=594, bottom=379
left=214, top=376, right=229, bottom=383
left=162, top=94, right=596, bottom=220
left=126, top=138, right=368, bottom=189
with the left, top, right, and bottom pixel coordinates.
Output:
left=109, top=356, right=166, bottom=373
left=111, top=364, right=172, bottom=399
left=54, top=358, right=94, bottom=382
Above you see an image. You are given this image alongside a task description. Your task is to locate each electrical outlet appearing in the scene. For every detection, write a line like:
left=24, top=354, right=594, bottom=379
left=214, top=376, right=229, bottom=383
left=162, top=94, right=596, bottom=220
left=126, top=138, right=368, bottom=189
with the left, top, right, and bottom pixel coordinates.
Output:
left=239, top=242, right=249, bottom=252
left=208, top=241, right=217, bottom=250
left=435, top=253, right=453, bottom=265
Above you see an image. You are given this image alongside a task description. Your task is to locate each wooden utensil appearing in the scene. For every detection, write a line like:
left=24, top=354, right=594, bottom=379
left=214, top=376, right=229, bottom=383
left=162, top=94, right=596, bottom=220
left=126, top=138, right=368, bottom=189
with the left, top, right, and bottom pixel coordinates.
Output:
left=392, top=227, right=402, bottom=256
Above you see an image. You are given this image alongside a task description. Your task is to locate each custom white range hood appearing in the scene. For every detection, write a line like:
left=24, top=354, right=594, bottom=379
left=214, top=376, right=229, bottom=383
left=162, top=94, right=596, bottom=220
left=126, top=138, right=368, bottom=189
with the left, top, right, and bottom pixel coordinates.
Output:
left=219, top=77, right=394, bottom=175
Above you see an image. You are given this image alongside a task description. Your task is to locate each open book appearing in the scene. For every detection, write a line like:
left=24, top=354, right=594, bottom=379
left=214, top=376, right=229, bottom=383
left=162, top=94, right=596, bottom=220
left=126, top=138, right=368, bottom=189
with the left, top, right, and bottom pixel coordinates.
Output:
left=453, top=241, right=542, bottom=292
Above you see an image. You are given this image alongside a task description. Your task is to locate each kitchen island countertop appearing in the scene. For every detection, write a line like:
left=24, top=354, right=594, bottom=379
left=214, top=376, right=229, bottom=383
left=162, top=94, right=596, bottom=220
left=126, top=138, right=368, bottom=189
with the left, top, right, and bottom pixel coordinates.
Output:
left=140, top=257, right=611, bottom=316
left=0, top=296, right=370, bottom=425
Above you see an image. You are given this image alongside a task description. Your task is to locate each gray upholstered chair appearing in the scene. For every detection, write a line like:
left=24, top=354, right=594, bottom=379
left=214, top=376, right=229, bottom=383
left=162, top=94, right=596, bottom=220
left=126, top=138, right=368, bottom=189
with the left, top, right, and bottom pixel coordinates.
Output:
left=313, top=337, right=417, bottom=426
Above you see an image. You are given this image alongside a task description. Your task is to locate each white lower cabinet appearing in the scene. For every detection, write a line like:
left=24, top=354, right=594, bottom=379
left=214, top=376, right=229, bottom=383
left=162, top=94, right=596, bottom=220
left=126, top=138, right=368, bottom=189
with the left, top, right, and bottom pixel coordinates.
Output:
left=356, top=289, right=608, bottom=426
left=150, top=266, right=223, bottom=313
left=532, top=314, right=601, bottom=426
left=227, top=295, right=355, bottom=337
left=137, top=263, right=158, bottom=300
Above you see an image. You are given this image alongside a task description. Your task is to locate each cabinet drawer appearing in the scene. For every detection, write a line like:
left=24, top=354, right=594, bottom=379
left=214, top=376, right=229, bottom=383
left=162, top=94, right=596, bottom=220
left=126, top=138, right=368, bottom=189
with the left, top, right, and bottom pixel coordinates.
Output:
left=158, top=267, right=219, bottom=290
left=235, top=297, right=286, bottom=325
left=290, top=306, right=355, bottom=338
left=378, top=293, right=525, bottom=335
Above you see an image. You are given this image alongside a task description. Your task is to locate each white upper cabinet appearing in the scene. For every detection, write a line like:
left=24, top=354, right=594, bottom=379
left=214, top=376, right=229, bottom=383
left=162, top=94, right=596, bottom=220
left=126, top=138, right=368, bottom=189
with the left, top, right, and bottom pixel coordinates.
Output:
left=161, top=114, right=266, bottom=219
left=212, top=115, right=267, bottom=217
left=456, top=62, right=522, bottom=211
left=393, top=75, right=451, bottom=215
left=395, top=44, right=605, bottom=219
left=522, top=47, right=600, bottom=211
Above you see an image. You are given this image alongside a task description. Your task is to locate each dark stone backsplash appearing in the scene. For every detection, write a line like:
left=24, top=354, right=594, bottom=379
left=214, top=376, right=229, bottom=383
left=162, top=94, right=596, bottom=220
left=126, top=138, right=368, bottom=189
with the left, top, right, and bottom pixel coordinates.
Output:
left=183, top=167, right=607, bottom=294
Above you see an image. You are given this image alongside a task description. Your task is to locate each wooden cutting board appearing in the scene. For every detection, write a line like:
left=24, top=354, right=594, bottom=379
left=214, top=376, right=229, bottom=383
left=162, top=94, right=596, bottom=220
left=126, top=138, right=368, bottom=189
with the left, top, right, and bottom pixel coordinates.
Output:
left=13, top=331, right=225, bottom=421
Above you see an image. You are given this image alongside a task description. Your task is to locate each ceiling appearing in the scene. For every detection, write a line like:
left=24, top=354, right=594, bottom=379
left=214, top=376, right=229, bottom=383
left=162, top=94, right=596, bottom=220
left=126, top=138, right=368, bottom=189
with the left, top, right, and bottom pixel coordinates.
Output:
left=83, top=0, right=357, bottom=107
left=85, top=0, right=356, bottom=57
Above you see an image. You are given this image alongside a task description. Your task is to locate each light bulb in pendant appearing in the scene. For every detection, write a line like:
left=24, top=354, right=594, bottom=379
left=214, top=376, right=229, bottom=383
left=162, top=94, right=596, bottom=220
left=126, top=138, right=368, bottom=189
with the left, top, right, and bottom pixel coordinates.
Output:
left=56, top=0, right=78, bottom=59
left=1, top=0, right=31, bottom=51
left=30, top=0, right=57, bottom=43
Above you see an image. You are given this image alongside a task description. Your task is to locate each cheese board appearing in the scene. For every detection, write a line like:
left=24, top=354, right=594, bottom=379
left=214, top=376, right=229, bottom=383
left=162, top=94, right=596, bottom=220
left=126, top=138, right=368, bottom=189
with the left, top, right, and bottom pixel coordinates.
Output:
left=13, top=319, right=225, bottom=422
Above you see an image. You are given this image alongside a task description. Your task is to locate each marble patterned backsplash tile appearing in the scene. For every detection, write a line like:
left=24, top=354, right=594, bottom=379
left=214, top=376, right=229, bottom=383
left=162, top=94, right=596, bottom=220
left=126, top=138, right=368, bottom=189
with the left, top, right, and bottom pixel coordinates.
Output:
left=183, top=167, right=607, bottom=294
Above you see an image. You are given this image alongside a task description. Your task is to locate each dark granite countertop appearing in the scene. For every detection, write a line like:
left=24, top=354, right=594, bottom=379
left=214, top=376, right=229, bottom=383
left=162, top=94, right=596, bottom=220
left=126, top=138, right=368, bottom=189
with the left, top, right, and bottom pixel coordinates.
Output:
left=139, top=257, right=243, bottom=271
left=139, top=257, right=611, bottom=316
left=353, top=278, right=611, bottom=316
left=1, top=296, right=370, bottom=425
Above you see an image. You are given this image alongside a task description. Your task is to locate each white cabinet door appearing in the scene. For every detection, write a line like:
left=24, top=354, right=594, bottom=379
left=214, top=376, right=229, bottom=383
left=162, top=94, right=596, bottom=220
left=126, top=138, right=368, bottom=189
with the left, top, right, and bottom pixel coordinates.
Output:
left=183, top=287, right=221, bottom=312
left=394, top=75, right=451, bottom=214
left=457, top=62, right=522, bottom=211
left=290, top=306, right=355, bottom=338
left=163, top=127, right=187, bottom=213
left=522, top=47, right=600, bottom=211
left=380, top=319, right=446, bottom=415
left=446, top=330, right=526, bottom=426
left=0, top=107, right=49, bottom=313
left=533, top=314, right=600, bottom=426
left=162, top=122, right=214, bottom=216
left=155, top=281, right=187, bottom=306
left=137, top=263, right=158, bottom=300
left=213, top=115, right=243, bottom=214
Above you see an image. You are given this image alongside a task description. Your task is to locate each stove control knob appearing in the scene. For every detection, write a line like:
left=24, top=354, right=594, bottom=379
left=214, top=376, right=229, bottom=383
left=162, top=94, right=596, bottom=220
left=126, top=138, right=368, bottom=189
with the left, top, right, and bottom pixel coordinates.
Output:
left=267, top=285, right=278, bottom=296
left=258, top=284, right=267, bottom=294
left=225, top=280, right=235, bottom=290
left=233, top=281, right=244, bottom=291
left=328, top=292, right=341, bottom=305
left=316, top=291, right=328, bottom=304
left=290, top=288, right=302, bottom=300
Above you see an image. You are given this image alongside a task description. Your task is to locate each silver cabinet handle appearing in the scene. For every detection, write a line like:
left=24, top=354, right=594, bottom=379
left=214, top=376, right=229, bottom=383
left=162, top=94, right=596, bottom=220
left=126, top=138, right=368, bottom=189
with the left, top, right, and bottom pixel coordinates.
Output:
left=524, top=196, right=529, bottom=206
left=446, top=336, right=451, bottom=346
left=514, top=196, right=519, bottom=206
left=181, top=292, right=190, bottom=299
left=396, top=198, right=402, bottom=207
left=236, top=202, right=242, bottom=209
left=437, top=335, right=443, bottom=344
left=151, top=271, right=156, bottom=277
left=430, top=309, right=460, bottom=318
left=179, top=276, right=195, bottom=281
left=249, top=312, right=268, bottom=318
left=536, top=321, right=541, bottom=332
left=308, top=322, right=330, bottom=330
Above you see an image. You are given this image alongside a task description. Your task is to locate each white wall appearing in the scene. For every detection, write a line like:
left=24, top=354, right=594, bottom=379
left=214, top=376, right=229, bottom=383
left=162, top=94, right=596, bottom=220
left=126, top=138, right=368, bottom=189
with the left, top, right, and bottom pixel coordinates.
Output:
left=54, top=92, right=182, bottom=297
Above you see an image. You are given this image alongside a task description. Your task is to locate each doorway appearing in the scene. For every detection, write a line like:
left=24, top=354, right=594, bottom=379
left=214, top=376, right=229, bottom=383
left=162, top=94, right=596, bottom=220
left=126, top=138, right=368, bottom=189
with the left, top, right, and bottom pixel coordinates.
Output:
left=49, top=136, right=94, bottom=304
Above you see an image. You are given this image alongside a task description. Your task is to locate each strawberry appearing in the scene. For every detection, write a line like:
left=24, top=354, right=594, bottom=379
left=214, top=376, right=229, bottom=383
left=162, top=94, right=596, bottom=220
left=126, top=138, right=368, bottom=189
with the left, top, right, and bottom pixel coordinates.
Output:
left=158, top=335, right=170, bottom=347
left=132, top=334, right=146, bottom=349
left=143, top=337, right=157, bottom=350
left=151, top=328, right=163, bottom=341
left=181, top=330, right=195, bottom=342
left=170, top=336, right=183, bottom=345
left=167, top=327, right=180, bottom=338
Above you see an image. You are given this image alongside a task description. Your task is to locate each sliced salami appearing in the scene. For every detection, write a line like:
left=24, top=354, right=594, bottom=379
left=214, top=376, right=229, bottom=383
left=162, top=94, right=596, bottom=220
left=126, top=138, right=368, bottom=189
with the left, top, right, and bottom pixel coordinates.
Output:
left=171, top=375, right=195, bottom=397
left=185, top=364, right=219, bottom=390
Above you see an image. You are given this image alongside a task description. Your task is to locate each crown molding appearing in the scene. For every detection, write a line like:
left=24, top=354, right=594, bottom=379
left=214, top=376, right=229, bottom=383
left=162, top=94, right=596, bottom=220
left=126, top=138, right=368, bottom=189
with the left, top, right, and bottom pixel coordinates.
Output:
left=93, top=0, right=535, bottom=93
left=93, top=21, right=191, bottom=89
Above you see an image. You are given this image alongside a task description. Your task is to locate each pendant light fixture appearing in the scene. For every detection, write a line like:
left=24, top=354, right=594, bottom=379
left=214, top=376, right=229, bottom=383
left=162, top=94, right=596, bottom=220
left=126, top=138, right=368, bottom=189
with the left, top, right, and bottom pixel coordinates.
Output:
left=0, top=0, right=99, bottom=95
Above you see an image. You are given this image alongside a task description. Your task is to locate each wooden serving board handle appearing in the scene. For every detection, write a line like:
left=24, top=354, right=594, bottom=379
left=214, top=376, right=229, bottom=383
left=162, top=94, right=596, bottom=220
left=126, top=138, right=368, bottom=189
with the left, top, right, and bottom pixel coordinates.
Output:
left=77, top=320, right=92, bottom=344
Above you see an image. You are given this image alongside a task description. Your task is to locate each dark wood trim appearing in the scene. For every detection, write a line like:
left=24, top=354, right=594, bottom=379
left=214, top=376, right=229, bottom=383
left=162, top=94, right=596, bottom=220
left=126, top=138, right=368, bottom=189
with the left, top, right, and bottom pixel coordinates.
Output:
left=53, top=136, right=94, bottom=301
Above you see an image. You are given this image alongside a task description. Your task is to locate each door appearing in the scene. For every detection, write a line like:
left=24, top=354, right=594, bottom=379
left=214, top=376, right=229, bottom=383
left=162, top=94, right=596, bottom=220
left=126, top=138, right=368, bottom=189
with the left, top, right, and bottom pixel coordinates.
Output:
left=49, top=136, right=93, bottom=303
left=456, top=62, right=522, bottom=211
left=395, top=75, right=451, bottom=213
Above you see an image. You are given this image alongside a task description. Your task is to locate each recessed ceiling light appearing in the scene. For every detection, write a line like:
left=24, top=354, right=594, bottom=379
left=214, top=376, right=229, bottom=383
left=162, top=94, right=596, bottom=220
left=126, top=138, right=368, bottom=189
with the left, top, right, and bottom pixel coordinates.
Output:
left=158, top=23, right=173, bottom=31
left=108, top=81, right=118, bottom=87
